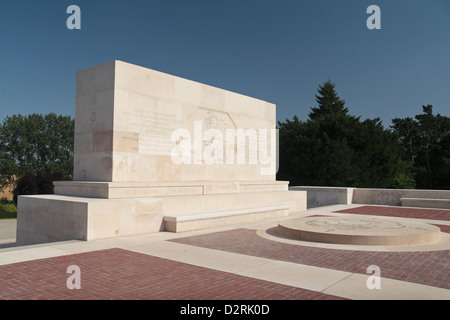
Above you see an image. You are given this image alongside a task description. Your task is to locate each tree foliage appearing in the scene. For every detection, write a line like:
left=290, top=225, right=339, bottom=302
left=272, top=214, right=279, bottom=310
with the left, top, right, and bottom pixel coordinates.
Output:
left=308, top=81, right=348, bottom=120
left=13, top=172, right=65, bottom=204
left=391, top=105, right=450, bottom=189
left=0, top=113, right=74, bottom=191
left=277, top=81, right=401, bottom=188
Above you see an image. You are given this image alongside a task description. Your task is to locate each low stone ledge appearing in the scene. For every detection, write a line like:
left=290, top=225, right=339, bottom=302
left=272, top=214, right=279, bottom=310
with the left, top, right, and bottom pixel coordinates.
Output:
left=164, top=204, right=290, bottom=232
left=401, top=197, right=450, bottom=209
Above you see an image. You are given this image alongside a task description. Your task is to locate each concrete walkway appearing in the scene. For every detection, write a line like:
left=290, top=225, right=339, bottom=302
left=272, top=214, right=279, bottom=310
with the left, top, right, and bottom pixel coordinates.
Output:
left=0, top=204, right=449, bottom=300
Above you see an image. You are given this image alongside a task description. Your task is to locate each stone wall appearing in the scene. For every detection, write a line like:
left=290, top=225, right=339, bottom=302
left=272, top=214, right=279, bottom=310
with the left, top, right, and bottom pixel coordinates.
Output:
left=290, top=186, right=450, bottom=208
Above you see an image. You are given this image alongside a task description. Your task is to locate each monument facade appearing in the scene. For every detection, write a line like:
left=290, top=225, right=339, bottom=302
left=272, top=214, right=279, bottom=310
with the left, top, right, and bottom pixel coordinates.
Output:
left=16, top=61, right=306, bottom=245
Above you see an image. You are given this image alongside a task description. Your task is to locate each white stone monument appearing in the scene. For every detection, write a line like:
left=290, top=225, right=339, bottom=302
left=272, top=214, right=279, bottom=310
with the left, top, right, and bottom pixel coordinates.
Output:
left=16, top=61, right=306, bottom=245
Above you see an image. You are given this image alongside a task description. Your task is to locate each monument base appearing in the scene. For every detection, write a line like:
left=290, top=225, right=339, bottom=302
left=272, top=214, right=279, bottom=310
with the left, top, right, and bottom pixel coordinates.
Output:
left=53, top=180, right=290, bottom=199
left=16, top=183, right=306, bottom=246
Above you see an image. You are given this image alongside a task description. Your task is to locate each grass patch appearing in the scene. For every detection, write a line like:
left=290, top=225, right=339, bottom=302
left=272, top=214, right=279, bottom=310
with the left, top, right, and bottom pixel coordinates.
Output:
left=0, top=199, right=17, bottom=219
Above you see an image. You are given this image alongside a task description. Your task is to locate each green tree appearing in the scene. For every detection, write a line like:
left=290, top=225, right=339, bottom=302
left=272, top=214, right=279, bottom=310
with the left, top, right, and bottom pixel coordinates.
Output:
left=278, top=81, right=400, bottom=188
left=392, top=105, right=450, bottom=189
left=349, top=117, right=400, bottom=188
left=13, top=171, right=65, bottom=204
left=0, top=113, right=74, bottom=191
left=391, top=117, right=420, bottom=165
left=414, top=105, right=448, bottom=188
left=308, top=80, right=349, bottom=120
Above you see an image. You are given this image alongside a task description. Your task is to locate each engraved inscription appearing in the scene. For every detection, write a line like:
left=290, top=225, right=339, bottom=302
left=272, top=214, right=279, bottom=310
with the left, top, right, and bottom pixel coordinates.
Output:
left=116, top=132, right=139, bottom=152
left=204, top=184, right=238, bottom=194
left=305, top=218, right=407, bottom=232
left=127, top=108, right=183, bottom=156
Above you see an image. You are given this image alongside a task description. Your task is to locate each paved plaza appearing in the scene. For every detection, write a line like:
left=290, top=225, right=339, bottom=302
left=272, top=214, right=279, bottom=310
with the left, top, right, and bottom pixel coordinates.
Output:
left=0, top=204, right=449, bottom=301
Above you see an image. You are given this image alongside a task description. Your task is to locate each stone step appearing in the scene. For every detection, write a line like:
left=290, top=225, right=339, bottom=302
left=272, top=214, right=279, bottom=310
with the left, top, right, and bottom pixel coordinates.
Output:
left=400, top=197, right=450, bottom=209
left=164, top=204, right=290, bottom=232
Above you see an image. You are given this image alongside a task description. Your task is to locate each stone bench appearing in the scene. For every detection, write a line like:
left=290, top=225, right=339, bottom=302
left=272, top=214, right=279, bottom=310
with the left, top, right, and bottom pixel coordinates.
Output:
left=164, top=204, right=290, bottom=232
left=400, top=197, right=450, bottom=209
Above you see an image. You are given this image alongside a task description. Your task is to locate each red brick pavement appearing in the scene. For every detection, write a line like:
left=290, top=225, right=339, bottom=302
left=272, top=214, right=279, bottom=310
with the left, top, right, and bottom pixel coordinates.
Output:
left=1, top=205, right=448, bottom=300
left=171, top=229, right=450, bottom=289
left=0, top=248, right=345, bottom=300
left=334, top=205, right=450, bottom=221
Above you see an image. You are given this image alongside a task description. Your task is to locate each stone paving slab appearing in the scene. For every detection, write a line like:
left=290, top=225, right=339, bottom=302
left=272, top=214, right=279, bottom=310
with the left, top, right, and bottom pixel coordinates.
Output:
left=323, top=272, right=450, bottom=300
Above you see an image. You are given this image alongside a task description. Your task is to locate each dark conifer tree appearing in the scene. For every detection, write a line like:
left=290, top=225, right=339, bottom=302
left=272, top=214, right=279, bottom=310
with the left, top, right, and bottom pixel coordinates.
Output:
left=308, top=80, right=349, bottom=120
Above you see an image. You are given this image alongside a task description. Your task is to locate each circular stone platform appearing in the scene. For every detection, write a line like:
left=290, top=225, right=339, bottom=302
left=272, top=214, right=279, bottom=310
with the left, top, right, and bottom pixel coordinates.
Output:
left=277, top=216, right=441, bottom=246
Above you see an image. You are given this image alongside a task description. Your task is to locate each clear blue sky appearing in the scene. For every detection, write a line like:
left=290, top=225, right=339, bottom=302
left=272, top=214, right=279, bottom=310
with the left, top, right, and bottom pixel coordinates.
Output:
left=0, top=0, right=449, bottom=127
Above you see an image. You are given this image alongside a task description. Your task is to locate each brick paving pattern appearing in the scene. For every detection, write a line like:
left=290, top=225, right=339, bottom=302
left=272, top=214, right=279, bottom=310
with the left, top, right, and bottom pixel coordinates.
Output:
left=1, top=205, right=449, bottom=300
left=173, top=228, right=449, bottom=289
left=172, top=206, right=450, bottom=289
left=172, top=228, right=449, bottom=289
left=334, top=205, right=450, bottom=221
left=0, top=248, right=345, bottom=300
